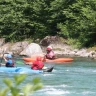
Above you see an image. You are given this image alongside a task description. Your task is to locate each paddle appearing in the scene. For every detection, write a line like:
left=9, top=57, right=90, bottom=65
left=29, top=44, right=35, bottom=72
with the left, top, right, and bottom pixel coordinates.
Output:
left=16, top=61, right=24, bottom=65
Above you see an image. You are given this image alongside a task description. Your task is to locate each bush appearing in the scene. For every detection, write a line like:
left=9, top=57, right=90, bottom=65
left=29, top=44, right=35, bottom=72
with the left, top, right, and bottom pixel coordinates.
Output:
left=0, top=74, right=43, bottom=96
left=67, top=38, right=82, bottom=49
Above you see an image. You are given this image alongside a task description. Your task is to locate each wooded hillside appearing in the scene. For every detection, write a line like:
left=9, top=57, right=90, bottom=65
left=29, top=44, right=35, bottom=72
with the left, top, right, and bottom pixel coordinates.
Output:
left=0, top=0, right=96, bottom=48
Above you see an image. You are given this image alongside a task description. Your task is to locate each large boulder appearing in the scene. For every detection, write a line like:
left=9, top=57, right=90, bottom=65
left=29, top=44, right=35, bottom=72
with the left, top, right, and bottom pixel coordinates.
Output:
left=10, top=41, right=29, bottom=55
left=20, top=43, right=43, bottom=57
left=0, top=43, right=13, bottom=57
left=0, top=41, right=29, bottom=56
left=40, top=36, right=72, bottom=54
left=40, top=36, right=63, bottom=46
left=0, top=43, right=12, bottom=53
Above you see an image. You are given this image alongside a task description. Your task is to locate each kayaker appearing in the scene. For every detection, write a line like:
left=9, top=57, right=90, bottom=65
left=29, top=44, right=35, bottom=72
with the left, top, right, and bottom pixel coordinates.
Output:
left=31, top=56, right=44, bottom=70
left=45, top=46, right=55, bottom=60
left=3, top=54, right=15, bottom=67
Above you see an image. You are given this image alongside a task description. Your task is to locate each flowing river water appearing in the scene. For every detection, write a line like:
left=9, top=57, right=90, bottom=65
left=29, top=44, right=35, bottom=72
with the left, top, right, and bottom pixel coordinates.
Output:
left=0, top=57, right=96, bottom=96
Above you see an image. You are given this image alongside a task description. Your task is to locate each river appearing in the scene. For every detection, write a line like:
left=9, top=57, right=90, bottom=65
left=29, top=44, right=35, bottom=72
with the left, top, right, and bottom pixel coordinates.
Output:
left=0, top=57, right=96, bottom=96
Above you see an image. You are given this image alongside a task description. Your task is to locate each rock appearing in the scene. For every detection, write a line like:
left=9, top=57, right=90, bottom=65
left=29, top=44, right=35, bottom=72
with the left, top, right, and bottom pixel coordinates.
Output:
left=75, top=49, right=87, bottom=56
left=40, top=36, right=66, bottom=46
left=20, top=43, right=43, bottom=57
left=0, top=38, right=5, bottom=46
left=0, top=37, right=96, bottom=59
left=0, top=43, right=12, bottom=53
left=88, top=51, right=96, bottom=58
left=21, top=41, right=29, bottom=49
left=10, top=41, right=29, bottom=55
left=0, top=43, right=13, bottom=57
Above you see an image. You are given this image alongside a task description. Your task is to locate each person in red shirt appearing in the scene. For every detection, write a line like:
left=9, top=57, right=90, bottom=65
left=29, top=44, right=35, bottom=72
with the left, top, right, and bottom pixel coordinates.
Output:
left=45, top=46, right=55, bottom=60
left=31, top=56, right=44, bottom=70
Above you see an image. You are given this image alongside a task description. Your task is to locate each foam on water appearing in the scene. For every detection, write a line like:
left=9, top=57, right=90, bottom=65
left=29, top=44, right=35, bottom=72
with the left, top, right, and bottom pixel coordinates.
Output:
left=82, top=91, right=96, bottom=95
left=43, top=73, right=54, bottom=76
left=0, top=57, right=96, bottom=96
left=46, top=89, right=70, bottom=95
left=45, top=84, right=69, bottom=88
left=39, top=86, right=70, bottom=95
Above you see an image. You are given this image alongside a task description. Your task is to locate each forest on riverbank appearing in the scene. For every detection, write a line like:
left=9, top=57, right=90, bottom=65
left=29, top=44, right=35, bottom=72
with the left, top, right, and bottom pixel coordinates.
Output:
left=0, top=0, right=96, bottom=48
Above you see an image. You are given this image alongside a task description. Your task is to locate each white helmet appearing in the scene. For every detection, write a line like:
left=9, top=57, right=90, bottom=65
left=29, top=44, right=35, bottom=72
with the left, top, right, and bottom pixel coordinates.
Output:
left=47, top=46, right=52, bottom=50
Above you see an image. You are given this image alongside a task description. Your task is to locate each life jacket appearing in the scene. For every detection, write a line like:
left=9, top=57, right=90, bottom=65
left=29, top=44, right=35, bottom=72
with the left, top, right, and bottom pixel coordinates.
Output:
left=31, top=61, right=44, bottom=70
left=6, top=60, right=15, bottom=67
left=46, top=50, right=55, bottom=59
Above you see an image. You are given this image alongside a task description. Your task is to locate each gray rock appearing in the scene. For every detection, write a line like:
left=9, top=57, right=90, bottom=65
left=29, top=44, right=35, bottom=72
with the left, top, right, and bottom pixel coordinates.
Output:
left=10, top=41, right=29, bottom=55
left=20, top=43, right=43, bottom=57
left=40, top=36, right=66, bottom=46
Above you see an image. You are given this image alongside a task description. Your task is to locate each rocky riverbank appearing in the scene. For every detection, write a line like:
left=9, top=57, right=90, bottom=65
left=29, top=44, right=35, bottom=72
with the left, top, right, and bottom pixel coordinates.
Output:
left=0, top=36, right=96, bottom=59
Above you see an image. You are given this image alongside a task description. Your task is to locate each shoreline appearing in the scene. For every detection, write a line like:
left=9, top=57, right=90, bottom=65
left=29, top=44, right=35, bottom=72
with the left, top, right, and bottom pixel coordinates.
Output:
left=0, top=37, right=96, bottom=60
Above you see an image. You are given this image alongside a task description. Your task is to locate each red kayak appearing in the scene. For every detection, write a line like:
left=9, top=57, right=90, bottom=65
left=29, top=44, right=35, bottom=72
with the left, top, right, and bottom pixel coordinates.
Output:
left=23, top=57, right=73, bottom=63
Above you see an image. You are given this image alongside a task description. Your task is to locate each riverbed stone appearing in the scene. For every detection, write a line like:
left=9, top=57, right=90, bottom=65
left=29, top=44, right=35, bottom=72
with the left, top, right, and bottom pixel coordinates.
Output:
left=20, top=43, right=43, bottom=57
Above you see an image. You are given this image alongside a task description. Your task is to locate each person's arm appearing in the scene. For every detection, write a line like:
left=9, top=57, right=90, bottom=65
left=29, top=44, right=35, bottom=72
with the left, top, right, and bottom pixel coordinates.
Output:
left=42, top=55, right=46, bottom=62
left=3, top=56, right=7, bottom=62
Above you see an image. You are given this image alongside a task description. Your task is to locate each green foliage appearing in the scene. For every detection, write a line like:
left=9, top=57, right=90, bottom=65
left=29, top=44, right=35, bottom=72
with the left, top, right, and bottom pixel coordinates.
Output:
left=0, top=0, right=96, bottom=47
left=67, top=38, right=83, bottom=49
left=0, top=74, right=43, bottom=96
left=56, top=0, right=96, bottom=47
left=87, top=46, right=96, bottom=52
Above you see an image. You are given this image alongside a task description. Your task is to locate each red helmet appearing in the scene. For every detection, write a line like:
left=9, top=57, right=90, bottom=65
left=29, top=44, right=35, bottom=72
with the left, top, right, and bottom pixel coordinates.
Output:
left=47, top=46, right=52, bottom=51
left=36, top=56, right=42, bottom=61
